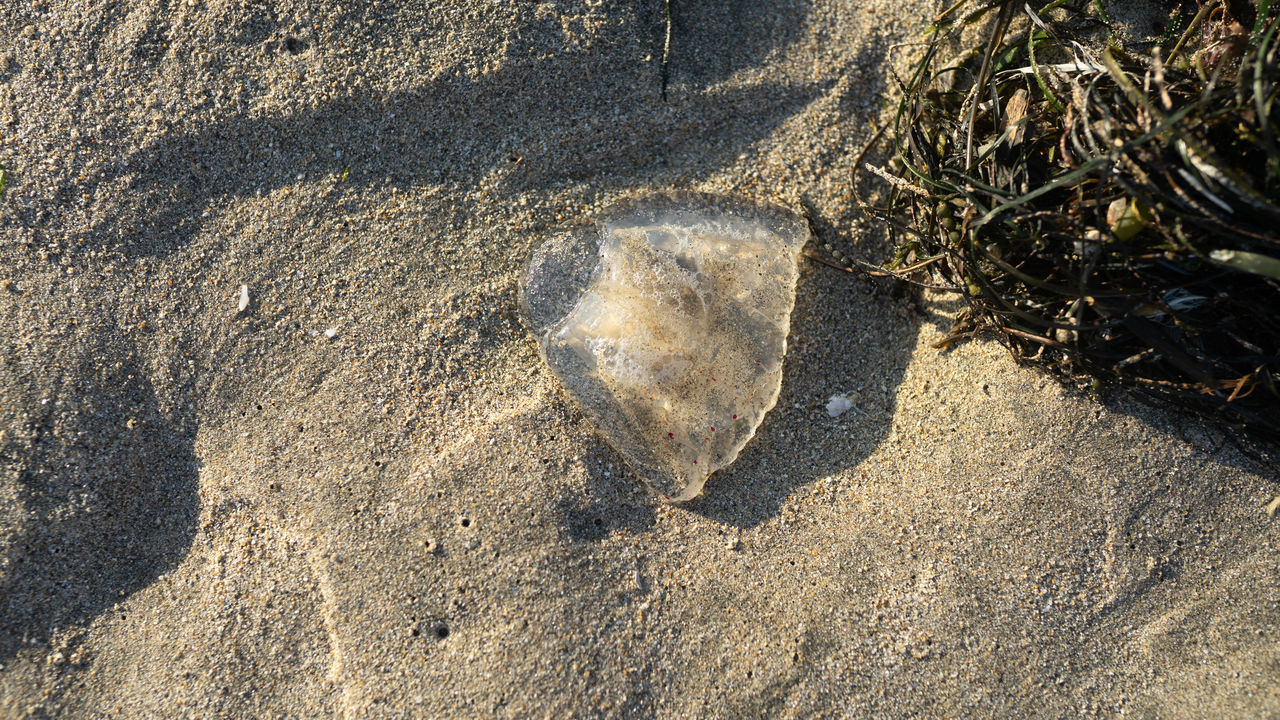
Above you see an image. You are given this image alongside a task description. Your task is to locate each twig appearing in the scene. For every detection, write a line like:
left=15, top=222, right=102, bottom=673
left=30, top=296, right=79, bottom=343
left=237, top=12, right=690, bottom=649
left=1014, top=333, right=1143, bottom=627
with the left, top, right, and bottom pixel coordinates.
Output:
left=661, top=0, right=672, bottom=101
left=999, top=326, right=1065, bottom=346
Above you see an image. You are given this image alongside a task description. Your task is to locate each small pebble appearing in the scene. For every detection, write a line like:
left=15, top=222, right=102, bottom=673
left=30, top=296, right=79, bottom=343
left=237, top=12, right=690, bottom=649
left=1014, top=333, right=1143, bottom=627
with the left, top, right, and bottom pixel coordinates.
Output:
left=237, top=284, right=250, bottom=313
left=324, top=327, right=338, bottom=339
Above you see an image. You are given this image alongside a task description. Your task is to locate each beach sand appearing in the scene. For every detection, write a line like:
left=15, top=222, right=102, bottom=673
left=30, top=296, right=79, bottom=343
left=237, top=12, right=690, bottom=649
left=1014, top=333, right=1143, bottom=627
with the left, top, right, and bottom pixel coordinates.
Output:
left=2, top=0, right=1278, bottom=717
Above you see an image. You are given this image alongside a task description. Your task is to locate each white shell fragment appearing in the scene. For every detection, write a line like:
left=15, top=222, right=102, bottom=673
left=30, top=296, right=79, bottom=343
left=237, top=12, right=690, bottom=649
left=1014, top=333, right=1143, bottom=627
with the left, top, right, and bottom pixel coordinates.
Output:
left=520, top=192, right=810, bottom=501
left=826, top=394, right=853, bottom=417
left=238, top=284, right=250, bottom=313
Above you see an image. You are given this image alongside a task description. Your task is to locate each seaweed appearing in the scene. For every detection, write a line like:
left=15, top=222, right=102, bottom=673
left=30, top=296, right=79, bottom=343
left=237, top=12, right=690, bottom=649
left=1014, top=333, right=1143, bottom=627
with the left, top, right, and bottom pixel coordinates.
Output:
left=857, top=0, right=1280, bottom=441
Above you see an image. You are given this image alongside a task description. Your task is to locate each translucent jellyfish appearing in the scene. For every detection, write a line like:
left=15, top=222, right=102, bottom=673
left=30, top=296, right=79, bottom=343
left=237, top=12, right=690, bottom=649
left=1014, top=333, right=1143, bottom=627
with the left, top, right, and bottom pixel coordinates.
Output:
left=520, top=192, right=810, bottom=502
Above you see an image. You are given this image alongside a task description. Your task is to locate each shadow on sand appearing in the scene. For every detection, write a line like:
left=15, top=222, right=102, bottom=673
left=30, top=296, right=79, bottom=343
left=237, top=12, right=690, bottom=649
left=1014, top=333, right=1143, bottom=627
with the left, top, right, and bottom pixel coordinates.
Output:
left=0, top=328, right=199, bottom=661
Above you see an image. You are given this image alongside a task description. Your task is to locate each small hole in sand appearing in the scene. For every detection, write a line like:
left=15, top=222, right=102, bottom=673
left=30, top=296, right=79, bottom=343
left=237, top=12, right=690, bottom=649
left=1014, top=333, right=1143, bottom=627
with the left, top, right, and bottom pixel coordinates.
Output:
left=435, top=625, right=450, bottom=639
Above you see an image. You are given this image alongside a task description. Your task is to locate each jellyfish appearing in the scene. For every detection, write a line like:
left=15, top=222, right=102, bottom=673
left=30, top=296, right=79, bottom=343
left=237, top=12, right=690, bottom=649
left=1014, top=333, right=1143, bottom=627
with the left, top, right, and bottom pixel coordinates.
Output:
left=520, top=192, right=809, bottom=502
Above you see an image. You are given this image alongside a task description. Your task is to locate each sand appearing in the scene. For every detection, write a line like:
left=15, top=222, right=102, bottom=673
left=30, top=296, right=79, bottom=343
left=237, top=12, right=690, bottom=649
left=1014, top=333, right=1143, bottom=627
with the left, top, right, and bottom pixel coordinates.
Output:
left=1, top=0, right=1278, bottom=717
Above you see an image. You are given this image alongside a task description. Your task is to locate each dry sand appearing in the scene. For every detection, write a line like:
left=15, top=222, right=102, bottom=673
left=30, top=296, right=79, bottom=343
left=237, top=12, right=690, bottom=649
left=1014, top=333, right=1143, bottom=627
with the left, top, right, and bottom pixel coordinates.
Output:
left=2, top=0, right=1279, bottom=717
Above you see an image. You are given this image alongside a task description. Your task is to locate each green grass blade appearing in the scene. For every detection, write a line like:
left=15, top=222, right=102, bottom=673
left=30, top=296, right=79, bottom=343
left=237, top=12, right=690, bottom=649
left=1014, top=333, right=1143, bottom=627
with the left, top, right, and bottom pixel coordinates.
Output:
left=1208, top=249, right=1280, bottom=281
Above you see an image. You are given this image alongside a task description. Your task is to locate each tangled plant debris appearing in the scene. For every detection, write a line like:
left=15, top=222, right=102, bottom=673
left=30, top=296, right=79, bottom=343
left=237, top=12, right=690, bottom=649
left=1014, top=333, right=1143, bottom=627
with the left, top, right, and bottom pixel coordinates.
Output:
left=859, top=0, right=1280, bottom=441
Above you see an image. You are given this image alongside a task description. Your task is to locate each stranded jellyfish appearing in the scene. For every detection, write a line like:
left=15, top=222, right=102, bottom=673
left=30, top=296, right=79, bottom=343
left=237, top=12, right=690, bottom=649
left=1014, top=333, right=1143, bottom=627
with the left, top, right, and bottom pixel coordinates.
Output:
left=520, top=192, right=809, bottom=502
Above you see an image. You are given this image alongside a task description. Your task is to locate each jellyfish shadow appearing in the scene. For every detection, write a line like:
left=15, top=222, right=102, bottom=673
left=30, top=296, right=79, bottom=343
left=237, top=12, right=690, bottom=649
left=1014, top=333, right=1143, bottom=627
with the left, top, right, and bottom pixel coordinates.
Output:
left=0, top=330, right=199, bottom=661
left=554, top=435, right=660, bottom=544
left=680, top=262, right=920, bottom=529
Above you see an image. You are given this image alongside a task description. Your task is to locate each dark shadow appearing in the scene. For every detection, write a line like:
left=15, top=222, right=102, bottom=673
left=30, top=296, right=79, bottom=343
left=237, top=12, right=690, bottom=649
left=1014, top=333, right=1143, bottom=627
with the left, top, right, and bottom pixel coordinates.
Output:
left=32, top=1, right=820, bottom=258
left=922, top=293, right=1280, bottom=482
left=1099, top=388, right=1280, bottom=480
left=511, top=382, right=659, bottom=544
left=557, top=495, right=657, bottom=544
left=555, top=436, right=658, bottom=544
left=664, top=0, right=809, bottom=91
left=0, top=330, right=199, bottom=661
left=682, top=260, right=920, bottom=529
